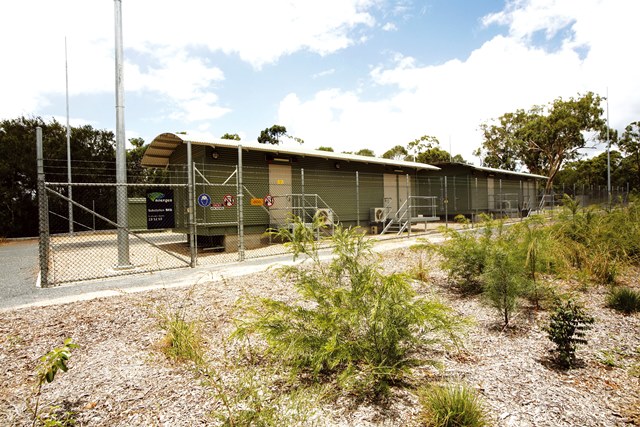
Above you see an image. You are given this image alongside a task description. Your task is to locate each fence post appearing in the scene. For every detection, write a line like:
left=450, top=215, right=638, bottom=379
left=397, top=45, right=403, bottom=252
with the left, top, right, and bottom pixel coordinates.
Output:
left=187, top=140, right=196, bottom=267
left=355, top=171, right=360, bottom=227
left=301, top=168, right=305, bottom=221
left=237, top=145, right=245, bottom=262
left=406, top=173, right=411, bottom=238
left=444, top=176, right=448, bottom=229
left=36, top=127, right=50, bottom=287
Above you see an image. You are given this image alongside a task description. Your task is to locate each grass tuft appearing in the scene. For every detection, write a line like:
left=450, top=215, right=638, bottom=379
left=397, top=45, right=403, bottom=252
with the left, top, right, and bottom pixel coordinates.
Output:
left=419, top=383, right=488, bottom=427
left=606, top=287, right=640, bottom=314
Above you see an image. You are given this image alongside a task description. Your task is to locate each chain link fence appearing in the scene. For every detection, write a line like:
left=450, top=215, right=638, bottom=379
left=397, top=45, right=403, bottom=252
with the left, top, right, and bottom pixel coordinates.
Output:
left=36, top=138, right=631, bottom=286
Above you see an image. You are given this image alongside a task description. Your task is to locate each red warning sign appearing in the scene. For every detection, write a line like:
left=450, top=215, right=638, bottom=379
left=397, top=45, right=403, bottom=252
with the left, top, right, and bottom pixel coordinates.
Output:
left=264, top=194, right=274, bottom=207
left=222, top=194, right=235, bottom=207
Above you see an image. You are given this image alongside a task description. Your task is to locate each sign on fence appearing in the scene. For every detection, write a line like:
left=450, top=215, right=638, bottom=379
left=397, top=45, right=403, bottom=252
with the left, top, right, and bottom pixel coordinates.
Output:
left=146, top=189, right=175, bottom=229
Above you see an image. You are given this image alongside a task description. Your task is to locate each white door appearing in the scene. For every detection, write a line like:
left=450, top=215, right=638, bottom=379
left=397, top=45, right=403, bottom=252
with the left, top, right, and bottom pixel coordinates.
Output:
left=384, top=173, right=411, bottom=217
left=269, top=164, right=292, bottom=225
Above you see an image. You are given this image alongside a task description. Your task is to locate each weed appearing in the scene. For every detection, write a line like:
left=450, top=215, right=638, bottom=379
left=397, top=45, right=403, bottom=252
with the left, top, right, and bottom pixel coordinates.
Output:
left=606, top=287, right=640, bottom=314
left=156, top=293, right=205, bottom=366
left=418, top=383, right=488, bottom=427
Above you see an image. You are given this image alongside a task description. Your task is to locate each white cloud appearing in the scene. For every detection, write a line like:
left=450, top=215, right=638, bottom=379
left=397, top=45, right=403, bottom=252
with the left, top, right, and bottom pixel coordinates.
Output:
left=0, top=0, right=378, bottom=125
left=278, top=0, right=640, bottom=163
left=382, top=22, right=398, bottom=31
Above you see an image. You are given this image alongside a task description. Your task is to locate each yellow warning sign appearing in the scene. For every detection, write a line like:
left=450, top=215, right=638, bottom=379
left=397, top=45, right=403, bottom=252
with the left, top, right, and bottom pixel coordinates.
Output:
left=277, top=179, right=284, bottom=185
left=250, top=198, right=264, bottom=206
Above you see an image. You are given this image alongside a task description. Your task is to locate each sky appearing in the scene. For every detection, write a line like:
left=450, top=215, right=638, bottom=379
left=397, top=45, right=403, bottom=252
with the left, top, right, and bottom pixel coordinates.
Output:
left=2, top=0, right=639, bottom=164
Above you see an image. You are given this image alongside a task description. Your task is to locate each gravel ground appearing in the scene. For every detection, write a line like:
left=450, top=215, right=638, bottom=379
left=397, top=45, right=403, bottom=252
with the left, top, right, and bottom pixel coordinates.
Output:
left=1, top=245, right=639, bottom=426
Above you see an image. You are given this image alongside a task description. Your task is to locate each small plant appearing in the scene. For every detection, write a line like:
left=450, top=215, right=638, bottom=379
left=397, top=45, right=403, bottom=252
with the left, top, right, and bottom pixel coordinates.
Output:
left=597, top=349, right=619, bottom=368
left=418, top=383, right=488, bottom=427
left=606, top=287, right=640, bottom=314
left=482, top=247, right=529, bottom=327
left=31, top=338, right=79, bottom=426
left=157, top=301, right=205, bottom=366
left=545, top=299, right=594, bottom=369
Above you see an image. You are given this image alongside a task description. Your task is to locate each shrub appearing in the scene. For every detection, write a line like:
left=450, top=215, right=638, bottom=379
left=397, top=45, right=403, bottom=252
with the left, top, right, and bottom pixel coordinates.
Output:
left=606, top=287, right=640, bottom=314
left=235, top=217, right=466, bottom=396
left=545, top=299, right=594, bottom=369
left=438, top=226, right=493, bottom=293
left=419, top=383, right=488, bottom=427
left=483, top=247, right=529, bottom=327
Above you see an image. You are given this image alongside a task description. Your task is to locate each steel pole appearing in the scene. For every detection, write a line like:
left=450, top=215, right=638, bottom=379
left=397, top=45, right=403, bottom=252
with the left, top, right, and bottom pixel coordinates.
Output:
left=187, top=140, right=196, bottom=267
left=65, top=37, right=73, bottom=234
left=114, top=0, right=130, bottom=267
left=237, top=145, right=245, bottom=261
left=36, top=127, right=50, bottom=287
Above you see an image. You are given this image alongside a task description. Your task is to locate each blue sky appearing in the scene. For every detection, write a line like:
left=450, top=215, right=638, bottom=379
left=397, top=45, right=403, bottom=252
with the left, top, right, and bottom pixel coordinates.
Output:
left=2, top=0, right=639, bottom=163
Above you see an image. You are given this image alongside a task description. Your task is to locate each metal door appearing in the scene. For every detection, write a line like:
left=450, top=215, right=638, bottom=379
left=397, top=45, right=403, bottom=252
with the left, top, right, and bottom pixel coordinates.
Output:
left=269, top=164, right=292, bottom=225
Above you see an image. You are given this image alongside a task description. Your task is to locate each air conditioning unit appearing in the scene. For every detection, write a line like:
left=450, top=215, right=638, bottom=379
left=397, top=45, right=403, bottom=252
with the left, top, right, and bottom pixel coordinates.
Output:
left=315, top=208, right=334, bottom=225
left=370, top=207, right=386, bottom=223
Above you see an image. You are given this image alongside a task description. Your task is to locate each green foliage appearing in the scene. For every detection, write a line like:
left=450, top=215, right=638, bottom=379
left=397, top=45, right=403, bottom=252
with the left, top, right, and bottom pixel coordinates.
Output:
left=31, top=338, right=79, bottom=426
left=316, top=146, right=334, bottom=152
left=258, top=124, right=304, bottom=145
left=475, top=92, right=607, bottom=191
left=418, top=383, right=488, bottom=427
left=235, top=218, right=466, bottom=396
left=482, top=247, right=529, bottom=326
left=554, top=195, right=640, bottom=285
left=606, top=287, right=640, bottom=314
left=437, top=220, right=495, bottom=293
left=220, top=133, right=241, bottom=141
left=545, top=299, right=594, bottom=369
left=205, top=363, right=323, bottom=426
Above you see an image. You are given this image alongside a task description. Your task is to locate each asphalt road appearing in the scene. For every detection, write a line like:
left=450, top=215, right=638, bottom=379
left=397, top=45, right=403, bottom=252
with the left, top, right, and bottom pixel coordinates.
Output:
left=0, top=233, right=446, bottom=312
left=0, top=238, right=39, bottom=304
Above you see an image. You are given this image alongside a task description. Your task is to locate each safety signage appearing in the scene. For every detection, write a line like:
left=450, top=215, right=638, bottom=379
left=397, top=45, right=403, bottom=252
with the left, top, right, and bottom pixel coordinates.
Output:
left=146, top=189, right=175, bottom=229
left=264, top=194, right=274, bottom=207
left=210, top=203, right=224, bottom=211
left=198, top=193, right=211, bottom=207
left=250, top=197, right=264, bottom=206
left=222, top=194, right=235, bottom=207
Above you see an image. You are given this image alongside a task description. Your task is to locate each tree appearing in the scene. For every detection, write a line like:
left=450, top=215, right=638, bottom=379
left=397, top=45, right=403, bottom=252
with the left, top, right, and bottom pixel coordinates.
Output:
left=382, top=145, right=408, bottom=161
left=354, top=148, right=375, bottom=157
left=257, top=125, right=304, bottom=145
left=316, top=146, right=334, bottom=152
left=475, top=93, right=607, bottom=192
left=0, top=116, right=116, bottom=237
left=620, top=121, right=640, bottom=189
left=407, top=135, right=465, bottom=164
left=221, top=133, right=241, bottom=141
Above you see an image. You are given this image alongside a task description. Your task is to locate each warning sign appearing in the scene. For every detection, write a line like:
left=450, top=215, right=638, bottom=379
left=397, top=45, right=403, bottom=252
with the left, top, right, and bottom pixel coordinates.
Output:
left=250, top=197, right=264, bottom=206
left=210, top=203, right=224, bottom=211
left=222, top=194, right=235, bottom=207
left=264, top=194, right=274, bottom=207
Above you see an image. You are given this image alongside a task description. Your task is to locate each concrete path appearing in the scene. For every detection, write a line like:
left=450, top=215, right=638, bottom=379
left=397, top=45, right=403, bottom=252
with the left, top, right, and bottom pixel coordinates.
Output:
left=0, top=233, right=444, bottom=312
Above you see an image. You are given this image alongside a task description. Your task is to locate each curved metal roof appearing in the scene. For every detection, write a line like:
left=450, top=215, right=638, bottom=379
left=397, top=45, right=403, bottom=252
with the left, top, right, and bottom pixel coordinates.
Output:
left=142, top=132, right=441, bottom=171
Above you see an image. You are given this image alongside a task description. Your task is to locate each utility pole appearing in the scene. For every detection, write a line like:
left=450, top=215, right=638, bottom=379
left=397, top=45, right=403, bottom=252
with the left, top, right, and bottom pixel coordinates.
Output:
left=606, top=88, right=611, bottom=208
left=114, top=0, right=130, bottom=267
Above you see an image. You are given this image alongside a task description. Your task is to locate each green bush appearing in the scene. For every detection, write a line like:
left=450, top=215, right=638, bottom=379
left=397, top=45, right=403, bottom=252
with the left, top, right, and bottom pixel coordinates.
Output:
left=419, top=383, right=488, bottom=427
left=606, top=287, right=640, bottom=314
left=545, top=299, right=594, bottom=369
left=438, top=225, right=493, bottom=293
left=234, top=217, right=466, bottom=396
